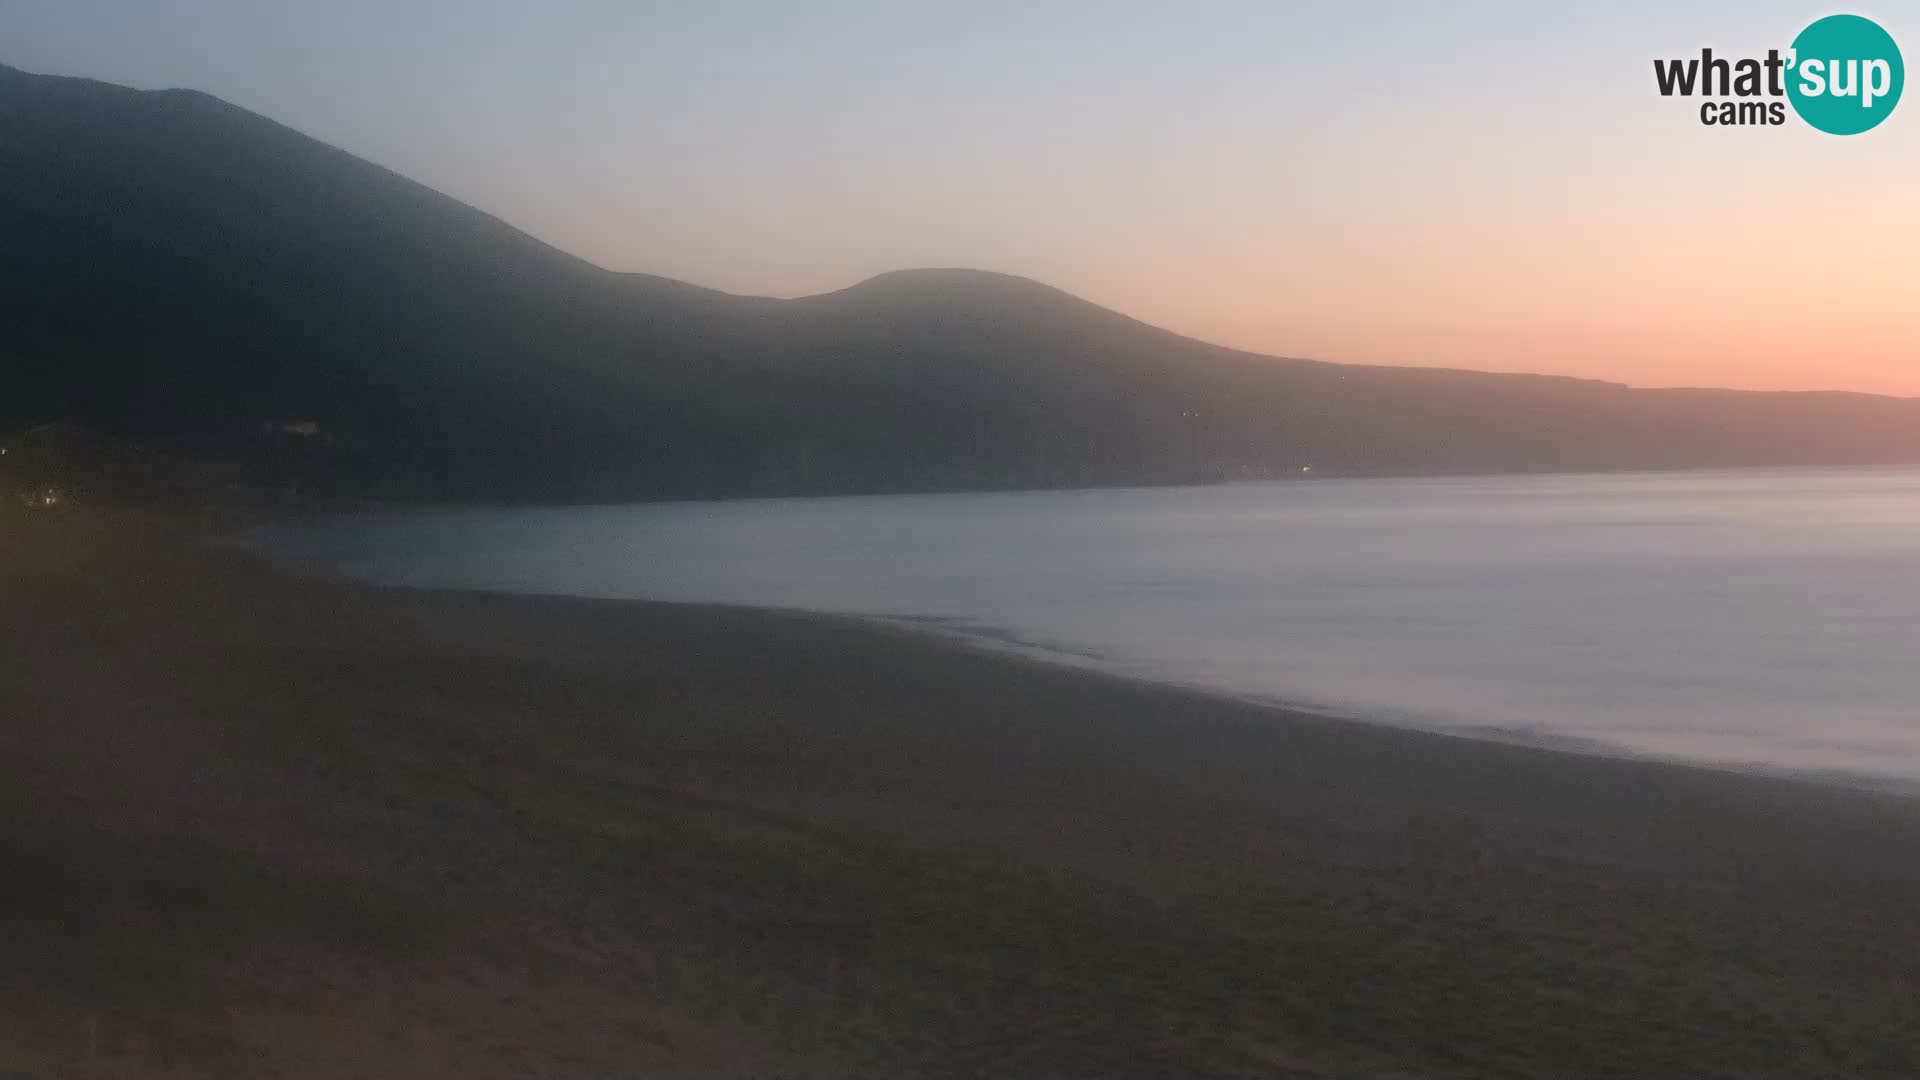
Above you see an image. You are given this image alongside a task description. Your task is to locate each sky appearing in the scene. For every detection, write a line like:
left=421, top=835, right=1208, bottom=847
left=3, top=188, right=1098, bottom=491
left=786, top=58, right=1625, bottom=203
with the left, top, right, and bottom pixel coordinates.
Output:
left=4, top=1, right=1917, bottom=394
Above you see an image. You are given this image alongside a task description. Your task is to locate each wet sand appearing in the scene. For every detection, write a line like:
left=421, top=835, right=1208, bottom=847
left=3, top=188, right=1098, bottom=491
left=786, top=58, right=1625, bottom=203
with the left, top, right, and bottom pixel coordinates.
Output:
left=3, top=510, right=1918, bottom=1078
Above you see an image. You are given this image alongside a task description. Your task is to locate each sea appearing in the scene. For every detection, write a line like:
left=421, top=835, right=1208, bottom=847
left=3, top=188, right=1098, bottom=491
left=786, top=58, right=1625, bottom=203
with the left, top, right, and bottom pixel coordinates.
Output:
left=258, top=467, right=1920, bottom=786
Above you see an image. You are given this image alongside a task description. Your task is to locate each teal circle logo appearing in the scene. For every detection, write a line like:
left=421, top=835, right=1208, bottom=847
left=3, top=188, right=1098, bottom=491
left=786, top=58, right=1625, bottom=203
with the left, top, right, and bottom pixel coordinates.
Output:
left=1787, top=14, right=1904, bottom=134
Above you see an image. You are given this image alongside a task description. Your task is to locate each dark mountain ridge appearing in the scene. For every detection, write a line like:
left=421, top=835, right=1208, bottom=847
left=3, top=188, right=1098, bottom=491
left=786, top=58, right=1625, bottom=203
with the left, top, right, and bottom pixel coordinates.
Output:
left=5, top=62, right=1919, bottom=501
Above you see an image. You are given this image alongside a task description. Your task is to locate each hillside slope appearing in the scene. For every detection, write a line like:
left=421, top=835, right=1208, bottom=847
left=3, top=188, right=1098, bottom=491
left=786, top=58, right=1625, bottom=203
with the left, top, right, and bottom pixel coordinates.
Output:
left=5, top=63, right=1919, bottom=500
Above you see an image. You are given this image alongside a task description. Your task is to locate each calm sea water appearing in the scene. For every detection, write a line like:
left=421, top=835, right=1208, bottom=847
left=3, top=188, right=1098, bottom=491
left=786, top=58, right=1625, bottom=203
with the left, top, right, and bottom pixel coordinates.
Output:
left=262, top=468, right=1920, bottom=784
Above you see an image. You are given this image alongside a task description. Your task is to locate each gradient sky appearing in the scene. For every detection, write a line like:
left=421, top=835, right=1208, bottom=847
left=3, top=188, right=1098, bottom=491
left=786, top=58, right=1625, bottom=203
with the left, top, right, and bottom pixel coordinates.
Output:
left=4, top=1, right=1917, bottom=393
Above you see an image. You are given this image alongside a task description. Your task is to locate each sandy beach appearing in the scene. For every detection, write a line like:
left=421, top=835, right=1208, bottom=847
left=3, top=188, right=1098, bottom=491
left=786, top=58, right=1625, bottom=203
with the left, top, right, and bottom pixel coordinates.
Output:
left=3, top=510, right=1918, bottom=1078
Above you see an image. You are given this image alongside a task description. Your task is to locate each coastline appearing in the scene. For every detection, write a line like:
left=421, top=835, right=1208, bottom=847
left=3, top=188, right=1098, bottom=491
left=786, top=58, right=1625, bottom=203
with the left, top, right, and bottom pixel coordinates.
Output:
left=6, top=510, right=1920, bottom=1078
left=253, top=555, right=1920, bottom=801
left=873, top=613, right=1920, bottom=798
left=246, top=470, right=1920, bottom=797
